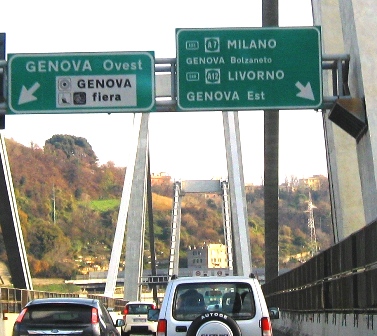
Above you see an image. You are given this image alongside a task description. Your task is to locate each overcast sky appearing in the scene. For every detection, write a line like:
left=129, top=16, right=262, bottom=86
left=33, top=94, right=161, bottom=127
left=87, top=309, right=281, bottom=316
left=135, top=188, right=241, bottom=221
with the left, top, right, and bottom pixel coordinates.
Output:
left=0, top=0, right=327, bottom=184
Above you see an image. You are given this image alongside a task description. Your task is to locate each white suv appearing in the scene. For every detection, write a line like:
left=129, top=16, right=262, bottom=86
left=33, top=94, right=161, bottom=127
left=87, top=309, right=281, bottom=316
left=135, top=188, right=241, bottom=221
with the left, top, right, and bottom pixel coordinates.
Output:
left=152, top=274, right=279, bottom=336
left=121, top=301, right=158, bottom=336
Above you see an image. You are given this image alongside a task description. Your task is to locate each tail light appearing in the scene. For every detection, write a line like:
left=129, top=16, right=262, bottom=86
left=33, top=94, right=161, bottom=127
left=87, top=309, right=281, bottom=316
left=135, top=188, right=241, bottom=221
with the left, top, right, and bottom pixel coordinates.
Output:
left=16, top=308, right=28, bottom=323
left=260, top=316, right=272, bottom=336
left=157, top=319, right=167, bottom=336
left=123, top=306, right=129, bottom=316
left=91, top=307, right=99, bottom=324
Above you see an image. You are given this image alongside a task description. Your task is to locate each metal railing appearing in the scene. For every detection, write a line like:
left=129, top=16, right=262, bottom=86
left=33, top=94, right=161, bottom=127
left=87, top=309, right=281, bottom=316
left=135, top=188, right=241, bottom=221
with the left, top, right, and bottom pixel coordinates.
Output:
left=322, top=54, right=351, bottom=109
left=262, top=218, right=377, bottom=314
left=0, top=54, right=350, bottom=114
left=0, top=287, right=127, bottom=314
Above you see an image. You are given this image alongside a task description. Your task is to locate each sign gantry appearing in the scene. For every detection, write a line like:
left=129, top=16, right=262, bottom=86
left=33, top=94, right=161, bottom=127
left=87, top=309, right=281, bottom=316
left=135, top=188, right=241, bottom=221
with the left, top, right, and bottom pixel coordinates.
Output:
left=5, top=26, right=323, bottom=114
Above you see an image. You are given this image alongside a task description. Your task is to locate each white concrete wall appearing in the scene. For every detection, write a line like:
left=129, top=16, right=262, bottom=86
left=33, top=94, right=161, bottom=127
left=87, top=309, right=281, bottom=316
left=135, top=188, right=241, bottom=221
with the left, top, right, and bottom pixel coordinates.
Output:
left=312, top=0, right=366, bottom=242
left=273, top=312, right=376, bottom=336
left=342, top=0, right=377, bottom=223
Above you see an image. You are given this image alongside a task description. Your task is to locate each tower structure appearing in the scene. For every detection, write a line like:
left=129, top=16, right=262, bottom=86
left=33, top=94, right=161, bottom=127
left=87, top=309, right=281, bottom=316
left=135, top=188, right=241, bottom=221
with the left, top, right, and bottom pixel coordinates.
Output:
left=306, top=192, right=318, bottom=256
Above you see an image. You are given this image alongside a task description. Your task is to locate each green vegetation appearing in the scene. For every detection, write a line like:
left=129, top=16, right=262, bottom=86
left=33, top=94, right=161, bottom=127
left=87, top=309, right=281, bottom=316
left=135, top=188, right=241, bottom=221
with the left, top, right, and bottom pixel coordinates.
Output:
left=0, top=135, right=332, bottom=279
left=33, top=282, right=82, bottom=293
left=88, top=199, right=120, bottom=212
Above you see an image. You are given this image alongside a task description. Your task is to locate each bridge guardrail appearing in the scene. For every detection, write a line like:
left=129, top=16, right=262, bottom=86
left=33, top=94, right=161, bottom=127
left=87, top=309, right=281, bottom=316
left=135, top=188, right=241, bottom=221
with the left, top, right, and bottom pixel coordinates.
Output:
left=262, top=218, right=377, bottom=314
left=0, top=287, right=128, bottom=315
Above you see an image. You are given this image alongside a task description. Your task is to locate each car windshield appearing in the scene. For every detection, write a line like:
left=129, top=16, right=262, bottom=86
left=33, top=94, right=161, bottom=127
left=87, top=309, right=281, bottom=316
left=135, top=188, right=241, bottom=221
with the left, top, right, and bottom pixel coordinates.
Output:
left=128, top=304, right=153, bottom=314
left=173, top=282, right=256, bottom=321
left=22, top=304, right=92, bottom=324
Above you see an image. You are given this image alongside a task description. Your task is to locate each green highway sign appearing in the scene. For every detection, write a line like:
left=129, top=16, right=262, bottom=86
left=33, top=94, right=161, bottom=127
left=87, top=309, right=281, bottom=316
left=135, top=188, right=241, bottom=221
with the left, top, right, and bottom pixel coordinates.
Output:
left=176, top=27, right=322, bottom=111
left=7, top=52, right=155, bottom=114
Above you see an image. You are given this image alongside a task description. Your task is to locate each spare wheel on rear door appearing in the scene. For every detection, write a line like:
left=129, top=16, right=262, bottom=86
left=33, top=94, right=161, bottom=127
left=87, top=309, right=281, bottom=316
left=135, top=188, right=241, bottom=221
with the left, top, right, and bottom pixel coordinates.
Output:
left=186, top=312, right=241, bottom=336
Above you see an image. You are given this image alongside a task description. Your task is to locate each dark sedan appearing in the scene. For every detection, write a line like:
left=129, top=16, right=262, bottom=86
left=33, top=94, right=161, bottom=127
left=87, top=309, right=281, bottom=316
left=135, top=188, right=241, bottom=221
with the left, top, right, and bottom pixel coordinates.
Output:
left=12, top=297, right=125, bottom=336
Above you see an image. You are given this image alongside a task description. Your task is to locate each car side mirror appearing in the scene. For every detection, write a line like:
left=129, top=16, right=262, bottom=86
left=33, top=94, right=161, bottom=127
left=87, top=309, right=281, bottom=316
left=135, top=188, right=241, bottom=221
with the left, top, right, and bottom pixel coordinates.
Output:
left=148, top=308, right=160, bottom=322
left=116, top=319, right=125, bottom=327
left=268, top=307, right=280, bottom=319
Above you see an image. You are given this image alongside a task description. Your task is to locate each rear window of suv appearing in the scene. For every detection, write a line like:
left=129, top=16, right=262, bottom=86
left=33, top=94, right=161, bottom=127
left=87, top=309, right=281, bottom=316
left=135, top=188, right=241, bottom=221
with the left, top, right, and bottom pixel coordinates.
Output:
left=173, top=282, right=256, bottom=321
left=21, top=304, right=92, bottom=324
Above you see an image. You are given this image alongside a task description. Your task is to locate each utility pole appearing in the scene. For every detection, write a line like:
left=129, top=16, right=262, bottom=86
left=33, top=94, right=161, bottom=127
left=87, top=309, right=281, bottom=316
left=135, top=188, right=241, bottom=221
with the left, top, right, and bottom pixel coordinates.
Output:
left=52, top=184, right=56, bottom=224
left=306, top=192, right=318, bottom=256
left=263, top=0, right=279, bottom=282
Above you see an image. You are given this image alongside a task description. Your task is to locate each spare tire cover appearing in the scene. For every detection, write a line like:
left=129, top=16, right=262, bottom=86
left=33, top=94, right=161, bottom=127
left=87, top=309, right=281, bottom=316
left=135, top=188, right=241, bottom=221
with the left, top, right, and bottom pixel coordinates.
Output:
left=187, top=312, right=241, bottom=336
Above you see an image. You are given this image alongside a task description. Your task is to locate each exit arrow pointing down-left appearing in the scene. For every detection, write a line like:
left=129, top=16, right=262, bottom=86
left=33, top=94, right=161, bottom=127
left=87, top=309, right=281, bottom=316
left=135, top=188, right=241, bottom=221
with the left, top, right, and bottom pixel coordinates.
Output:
left=18, top=82, right=41, bottom=105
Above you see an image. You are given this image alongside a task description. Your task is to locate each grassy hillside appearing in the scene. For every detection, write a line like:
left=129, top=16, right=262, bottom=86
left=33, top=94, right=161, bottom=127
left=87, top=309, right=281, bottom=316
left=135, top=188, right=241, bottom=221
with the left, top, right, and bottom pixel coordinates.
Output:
left=0, top=136, right=332, bottom=279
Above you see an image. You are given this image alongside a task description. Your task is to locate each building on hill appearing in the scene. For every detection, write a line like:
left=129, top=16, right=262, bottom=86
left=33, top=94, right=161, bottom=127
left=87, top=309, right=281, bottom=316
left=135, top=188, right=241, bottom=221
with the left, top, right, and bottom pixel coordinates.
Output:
left=187, top=243, right=229, bottom=273
left=279, top=174, right=328, bottom=192
left=298, top=175, right=328, bottom=191
left=151, top=172, right=171, bottom=185
left=245, top=184, right=258, bottom=193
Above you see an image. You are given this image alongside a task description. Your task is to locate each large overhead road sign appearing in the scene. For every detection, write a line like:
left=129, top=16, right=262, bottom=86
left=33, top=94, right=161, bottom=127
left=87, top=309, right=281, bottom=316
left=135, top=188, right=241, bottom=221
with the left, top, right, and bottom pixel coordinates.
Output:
left=7, top=52, right=155, bottom=114
left=176, top=27, right=322, bottom=111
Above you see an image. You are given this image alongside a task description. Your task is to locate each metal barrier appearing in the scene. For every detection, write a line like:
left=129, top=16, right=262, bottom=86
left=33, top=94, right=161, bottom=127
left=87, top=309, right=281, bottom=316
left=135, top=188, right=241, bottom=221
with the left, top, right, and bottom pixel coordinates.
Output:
left=0, top=287, right=127, bottom=315
left=262, top=219, right=377, bottom=313
left=87, top=294, right=128, bottom=312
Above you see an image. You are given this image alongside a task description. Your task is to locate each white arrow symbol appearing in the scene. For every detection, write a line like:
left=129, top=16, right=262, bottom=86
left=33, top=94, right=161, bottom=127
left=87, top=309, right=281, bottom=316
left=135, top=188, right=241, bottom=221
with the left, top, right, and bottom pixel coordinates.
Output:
left=18, top=82, right=41, bottom=105
left=295, top=81, right=315, bottom=101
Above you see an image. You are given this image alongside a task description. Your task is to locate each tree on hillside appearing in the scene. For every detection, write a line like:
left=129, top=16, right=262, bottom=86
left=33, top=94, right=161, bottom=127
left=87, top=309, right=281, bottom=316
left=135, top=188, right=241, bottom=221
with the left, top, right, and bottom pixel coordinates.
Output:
left=45, top=134, right=98, bottom=165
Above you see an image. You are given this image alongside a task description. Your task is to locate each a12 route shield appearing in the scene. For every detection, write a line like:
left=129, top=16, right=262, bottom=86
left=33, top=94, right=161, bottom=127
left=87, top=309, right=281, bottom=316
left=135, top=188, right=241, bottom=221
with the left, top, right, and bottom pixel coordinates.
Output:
left=176, top=27, right=322, bottom=111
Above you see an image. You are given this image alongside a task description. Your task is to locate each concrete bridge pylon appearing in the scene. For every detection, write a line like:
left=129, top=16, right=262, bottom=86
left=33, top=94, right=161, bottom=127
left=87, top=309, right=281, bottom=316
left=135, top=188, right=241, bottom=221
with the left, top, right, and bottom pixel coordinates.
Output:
left=313, top=0, right=377, bottom=241
left=105, top=111, right=252, bottom=299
